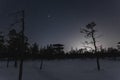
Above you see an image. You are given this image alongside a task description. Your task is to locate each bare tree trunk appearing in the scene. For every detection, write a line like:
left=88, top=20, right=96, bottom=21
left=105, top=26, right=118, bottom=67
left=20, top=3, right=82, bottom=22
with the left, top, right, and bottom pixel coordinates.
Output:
left=7, top=58, right=9, bottom=68
left=40, top=59, right=43, bottom=70
left=14, top=59, right=18, bottom=68
left=92, top=33, right=100, bottom=71
left=96, top=56, right=100, bottom=70
left=19, top=59, right=23, bottom=80
left=18, top=10, right=25, bottom=80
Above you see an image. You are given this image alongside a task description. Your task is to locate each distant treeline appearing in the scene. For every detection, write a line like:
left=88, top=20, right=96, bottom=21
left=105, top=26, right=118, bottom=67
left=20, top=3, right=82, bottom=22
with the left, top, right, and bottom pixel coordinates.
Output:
left=0, top=29, right=120, bottom=60
left=0, top=43, right=120, bottom=60
left=29, top=45, right=120, bottom=60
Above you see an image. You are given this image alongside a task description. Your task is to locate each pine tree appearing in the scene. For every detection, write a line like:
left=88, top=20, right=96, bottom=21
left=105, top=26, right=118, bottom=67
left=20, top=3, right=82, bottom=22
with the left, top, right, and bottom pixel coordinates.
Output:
left=80, top=22, right=100, bottom=71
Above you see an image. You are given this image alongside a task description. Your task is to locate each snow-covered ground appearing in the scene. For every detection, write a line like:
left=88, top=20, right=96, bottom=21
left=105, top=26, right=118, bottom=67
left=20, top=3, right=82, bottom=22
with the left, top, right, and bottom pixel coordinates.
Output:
left=0, top=59, right=120, bottom=80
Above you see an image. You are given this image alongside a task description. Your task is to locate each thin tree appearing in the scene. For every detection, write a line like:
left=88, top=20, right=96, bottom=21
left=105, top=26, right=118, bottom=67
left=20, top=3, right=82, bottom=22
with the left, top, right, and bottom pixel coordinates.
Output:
left=39, top=46, right=46, bottom=70
left=80, top=22, right=100, bottom=71
left=0, top=32, right=5, bottom=54
left=19, top=10, right=25, bottom=80
left=117, top=42, right=120, bottom=51
left=40, top=58, right=43, bottom=70
left=7, top=29, right=18, bottom=68
left=31, top=43, right=39, bottom=57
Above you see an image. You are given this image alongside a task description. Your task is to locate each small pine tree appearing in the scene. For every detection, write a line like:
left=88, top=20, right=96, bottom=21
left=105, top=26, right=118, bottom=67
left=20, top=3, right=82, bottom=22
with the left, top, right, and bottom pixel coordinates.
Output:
left=80, top=22, right=100, bottom=71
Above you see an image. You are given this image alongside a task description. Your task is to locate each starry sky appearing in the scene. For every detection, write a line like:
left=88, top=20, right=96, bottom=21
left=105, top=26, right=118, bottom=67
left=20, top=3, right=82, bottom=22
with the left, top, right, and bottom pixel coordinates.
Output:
left=0, top=0, right=120, bottom=51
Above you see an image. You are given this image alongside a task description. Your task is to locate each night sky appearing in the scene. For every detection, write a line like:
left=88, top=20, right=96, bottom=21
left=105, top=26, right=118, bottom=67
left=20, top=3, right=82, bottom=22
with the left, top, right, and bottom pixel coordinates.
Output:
left=0, top=0, right=120, bottom=51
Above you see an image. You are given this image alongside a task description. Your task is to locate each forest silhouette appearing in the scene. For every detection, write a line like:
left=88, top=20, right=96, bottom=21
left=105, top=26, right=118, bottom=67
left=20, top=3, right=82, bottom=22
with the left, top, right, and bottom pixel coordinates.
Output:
left=0, top=17, right=120, bottom=80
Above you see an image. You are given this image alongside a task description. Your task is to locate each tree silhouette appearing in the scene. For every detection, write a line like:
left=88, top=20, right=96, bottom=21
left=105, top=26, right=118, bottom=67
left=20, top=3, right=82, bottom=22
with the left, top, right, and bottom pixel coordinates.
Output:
left=0, top=32, right=5, bottom=54
left=7, top=29, right=19, bottom=68
left=107, top=47, right=119, bottom=60
left=117, top=42, right=120, bottom=51
left=7, top=29, right=29, bottom=68
left=53, top=44, right=64, bottom=55
left=30, top=43, right=39, bottom=56
left=80, top=22, right=100, bottom=71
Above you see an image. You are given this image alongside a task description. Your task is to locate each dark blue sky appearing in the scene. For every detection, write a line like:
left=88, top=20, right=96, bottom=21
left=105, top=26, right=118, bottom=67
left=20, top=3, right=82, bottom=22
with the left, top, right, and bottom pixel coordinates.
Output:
left=0, top=0, right=120, bottom=51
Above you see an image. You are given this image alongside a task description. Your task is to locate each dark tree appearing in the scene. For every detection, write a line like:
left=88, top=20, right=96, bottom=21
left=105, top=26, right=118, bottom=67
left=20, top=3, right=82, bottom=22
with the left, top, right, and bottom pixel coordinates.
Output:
left=7, top=29, right=29, bottom=68
left=7, top=29, right=18, bottom=68
left=0, top=32, right=6, bottom=54
left=117, top=42, right=120, bottom=51
left=107, top=47, right=118, bottom=60
left=30, top=42, right=39, bottom=56
left=80, top=22, right=100, bottom=71
left=53, top=44, right=64, bottom=54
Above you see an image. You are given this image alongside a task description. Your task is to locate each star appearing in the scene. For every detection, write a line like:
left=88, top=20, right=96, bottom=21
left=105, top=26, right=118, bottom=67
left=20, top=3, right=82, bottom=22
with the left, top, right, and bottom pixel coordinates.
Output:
left=48, top=14, right=51, bottom=18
